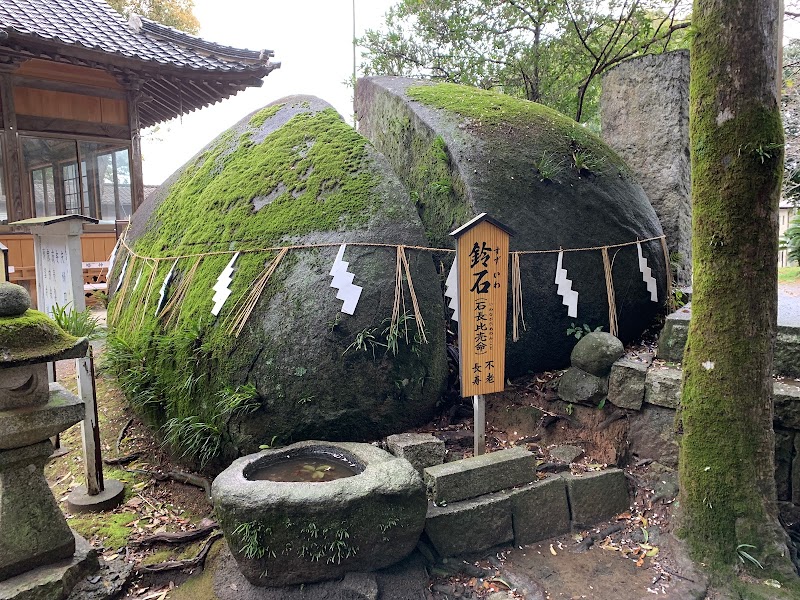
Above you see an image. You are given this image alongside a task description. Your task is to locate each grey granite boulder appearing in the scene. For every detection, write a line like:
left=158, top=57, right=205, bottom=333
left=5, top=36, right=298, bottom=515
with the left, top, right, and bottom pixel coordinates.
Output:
left=115, top=96, right=447, bottom=455
left=557, top=367, right=608, bottom=406
left=212, top=441, right=427, bottom=587
left=571, top=332, right=625, bottom=377
left=356, top=77, right=667, bottom=376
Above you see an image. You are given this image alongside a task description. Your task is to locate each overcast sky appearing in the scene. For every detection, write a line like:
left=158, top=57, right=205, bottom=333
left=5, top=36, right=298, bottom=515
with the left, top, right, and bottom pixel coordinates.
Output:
left=140, top=0, right=395, bottom=184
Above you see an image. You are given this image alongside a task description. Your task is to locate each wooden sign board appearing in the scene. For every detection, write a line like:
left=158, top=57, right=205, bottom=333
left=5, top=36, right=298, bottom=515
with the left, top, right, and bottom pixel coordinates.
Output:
left=451, top=214, right=513, bottom=397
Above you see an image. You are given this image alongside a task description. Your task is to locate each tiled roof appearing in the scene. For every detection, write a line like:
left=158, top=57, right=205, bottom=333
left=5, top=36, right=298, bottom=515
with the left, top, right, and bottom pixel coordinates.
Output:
left=0, top=0, right=280, bottom=126
left=0, top=0, right=275, bottom=73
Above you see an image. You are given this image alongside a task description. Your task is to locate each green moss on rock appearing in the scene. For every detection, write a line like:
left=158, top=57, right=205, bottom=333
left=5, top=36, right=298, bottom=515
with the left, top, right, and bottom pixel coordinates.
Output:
left=0, top=309, right=80, bottom=362
left=109, top=97, right=446, bottom=467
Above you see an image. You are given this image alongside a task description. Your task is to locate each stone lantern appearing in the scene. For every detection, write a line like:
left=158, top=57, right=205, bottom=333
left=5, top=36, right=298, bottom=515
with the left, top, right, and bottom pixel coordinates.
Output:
left=0, top=282, right=89, bottom=583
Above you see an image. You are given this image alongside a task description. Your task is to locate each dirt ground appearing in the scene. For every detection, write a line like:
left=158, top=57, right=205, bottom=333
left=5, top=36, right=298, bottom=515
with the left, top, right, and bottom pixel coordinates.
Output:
left=43, top=305, right=800, bottom=600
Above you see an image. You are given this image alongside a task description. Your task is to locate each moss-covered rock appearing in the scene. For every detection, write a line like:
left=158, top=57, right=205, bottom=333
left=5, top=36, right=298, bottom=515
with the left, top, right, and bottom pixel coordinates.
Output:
left=356, top=77, right=667, bottom=374
left=110, top=96, right=446, bottom=464
left=0, top=309, right=85, bottom=364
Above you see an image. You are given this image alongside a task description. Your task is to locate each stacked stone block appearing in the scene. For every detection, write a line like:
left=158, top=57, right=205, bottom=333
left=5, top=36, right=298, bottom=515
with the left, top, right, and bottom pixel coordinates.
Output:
left=420, top=448, right=629, bottom=557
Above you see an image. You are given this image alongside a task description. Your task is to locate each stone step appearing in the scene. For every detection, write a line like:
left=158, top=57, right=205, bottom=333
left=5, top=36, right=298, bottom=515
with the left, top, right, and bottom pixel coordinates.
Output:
left=657, top=303, right=800, bottom=378
left=423, top=447, right=537, bottom=504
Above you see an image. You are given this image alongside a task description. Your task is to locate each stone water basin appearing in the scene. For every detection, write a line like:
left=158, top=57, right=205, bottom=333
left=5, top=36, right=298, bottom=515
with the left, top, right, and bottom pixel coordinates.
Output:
left=211, top=441, right=426, bottom=587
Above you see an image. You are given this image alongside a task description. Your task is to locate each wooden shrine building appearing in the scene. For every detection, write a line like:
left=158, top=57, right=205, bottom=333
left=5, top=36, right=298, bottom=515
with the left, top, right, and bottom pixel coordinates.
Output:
left=0, top=0, right=279, bottom=304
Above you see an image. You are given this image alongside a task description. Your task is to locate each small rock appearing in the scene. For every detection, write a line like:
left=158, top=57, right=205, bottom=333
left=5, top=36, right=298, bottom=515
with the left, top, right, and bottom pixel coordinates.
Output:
left=549, top=444, right=584, bottom=464
left=571, top=332, right=625, bottom=376
left=0, top=282, right=31, bottom=317
left=557, top=367, right=608, bottom=405
left=459, top=561, right=486, bottom=578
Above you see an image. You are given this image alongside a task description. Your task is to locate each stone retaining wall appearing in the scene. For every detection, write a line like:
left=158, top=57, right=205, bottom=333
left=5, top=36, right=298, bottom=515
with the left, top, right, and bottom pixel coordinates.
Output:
left=385, top=437, right=631, bottom=558
left=601, top=359, right=800, bottom=507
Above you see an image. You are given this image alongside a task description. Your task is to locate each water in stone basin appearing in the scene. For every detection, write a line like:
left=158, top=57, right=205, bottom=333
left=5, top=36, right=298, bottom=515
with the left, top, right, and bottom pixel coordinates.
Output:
left=247, top=456, right=358, bottom=482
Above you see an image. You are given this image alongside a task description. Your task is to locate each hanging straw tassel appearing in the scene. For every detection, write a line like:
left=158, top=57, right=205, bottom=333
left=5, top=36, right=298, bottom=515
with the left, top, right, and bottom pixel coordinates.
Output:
left=160, top=256, right=203, bottom=329
left=110, top=254, right=137, bottom=326
left=132, top=259, right=160, bottom=330
left=391, top=246, right=428, bottom=345
left=601, top=247, right=618, bottom=337
left=399, top=246, right=427, bottom=343
left=227, top=247, right=288, bottom=337
left=511, top=252, right=526, bottom=342
left=659, top=236, right=674, bottom=310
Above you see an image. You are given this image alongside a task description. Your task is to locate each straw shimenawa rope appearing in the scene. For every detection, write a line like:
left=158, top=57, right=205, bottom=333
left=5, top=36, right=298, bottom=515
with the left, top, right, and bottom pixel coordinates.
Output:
left=511, top=252, right=526, bottom=342
left=112, top=234, right=671, bottom=338
left=601, top=247, right=618, bottom=337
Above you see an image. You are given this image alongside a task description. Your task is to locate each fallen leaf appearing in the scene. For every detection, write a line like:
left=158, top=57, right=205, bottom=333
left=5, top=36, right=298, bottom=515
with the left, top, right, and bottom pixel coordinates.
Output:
left=646, top=547, right=659, bottom=557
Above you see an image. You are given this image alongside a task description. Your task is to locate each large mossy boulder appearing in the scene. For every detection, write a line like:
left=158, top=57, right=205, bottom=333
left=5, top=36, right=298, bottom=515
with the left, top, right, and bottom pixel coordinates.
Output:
left=356, top=77, right=667, bottom=375
left=111, top=97, right=447, bottom=463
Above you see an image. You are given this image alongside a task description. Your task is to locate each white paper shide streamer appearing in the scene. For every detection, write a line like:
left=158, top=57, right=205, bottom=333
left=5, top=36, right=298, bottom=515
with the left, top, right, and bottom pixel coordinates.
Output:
left=106, top=238, right=120, bottom=279
left=329, top=244, right=362, bottom=315
left=211, top=252, right=239, bottom=316
left=555, top=251, right=579, bottom=318
left=156, top=259, right=178, bottom=315
left=443, top=259, right=459, bottom=322
left=114, top=256, right=129, bottom=293
left=636, top=242, right=658, bottom=302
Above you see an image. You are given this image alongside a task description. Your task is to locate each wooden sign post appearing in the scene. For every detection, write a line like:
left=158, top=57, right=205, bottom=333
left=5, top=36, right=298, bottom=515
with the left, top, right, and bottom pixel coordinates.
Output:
left=451, top=214, right=513, bottom=455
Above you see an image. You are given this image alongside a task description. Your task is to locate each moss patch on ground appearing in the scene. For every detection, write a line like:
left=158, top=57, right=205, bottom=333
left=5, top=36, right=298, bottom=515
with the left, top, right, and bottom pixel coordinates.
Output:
left=67, top=512, right=137, bottom=549
left=167, top=539, right=225, bottom=600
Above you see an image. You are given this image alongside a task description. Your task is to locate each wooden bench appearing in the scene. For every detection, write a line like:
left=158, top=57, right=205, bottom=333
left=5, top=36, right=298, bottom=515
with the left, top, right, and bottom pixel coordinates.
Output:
left=82, top=261, right=109, bottom=303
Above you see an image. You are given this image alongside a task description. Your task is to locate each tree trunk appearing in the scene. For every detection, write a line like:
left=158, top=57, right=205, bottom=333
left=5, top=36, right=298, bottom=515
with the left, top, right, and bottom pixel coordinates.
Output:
left=680, top=0, right=791, bottom=570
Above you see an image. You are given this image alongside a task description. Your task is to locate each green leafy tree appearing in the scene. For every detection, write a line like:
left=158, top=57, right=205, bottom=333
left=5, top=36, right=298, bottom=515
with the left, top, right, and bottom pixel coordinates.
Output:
left=679, top=0, right=795, bottom=579
left=359, top=0, right=690, bottom=123
left=107, top=0, right=200, bottom=34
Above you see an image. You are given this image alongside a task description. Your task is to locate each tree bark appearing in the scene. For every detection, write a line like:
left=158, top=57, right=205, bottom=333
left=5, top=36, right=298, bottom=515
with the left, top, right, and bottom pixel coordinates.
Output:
left=680, top=0, right=791, bottom=571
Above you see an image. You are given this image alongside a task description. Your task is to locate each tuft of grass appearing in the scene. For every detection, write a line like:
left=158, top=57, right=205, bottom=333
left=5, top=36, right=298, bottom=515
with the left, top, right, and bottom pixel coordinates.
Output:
left=51, top=302, right=101, bottom=339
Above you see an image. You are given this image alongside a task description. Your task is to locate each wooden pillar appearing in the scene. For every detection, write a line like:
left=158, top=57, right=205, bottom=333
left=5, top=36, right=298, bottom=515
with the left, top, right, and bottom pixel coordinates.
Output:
left=0, top=74, right=25, bottom=221
left=126, top=84, right=144, bottom=213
